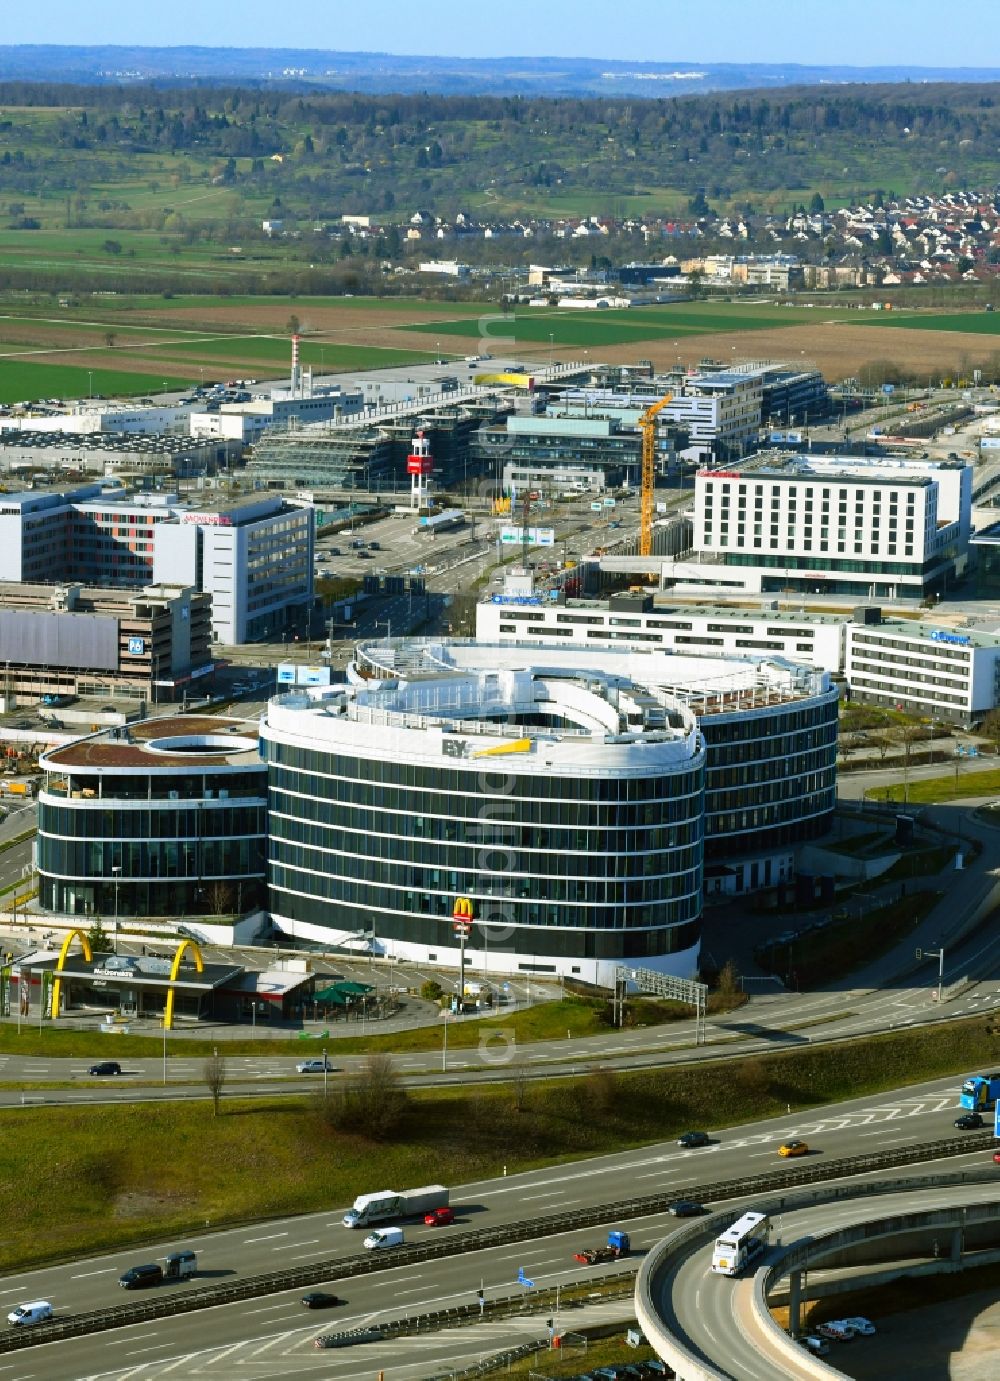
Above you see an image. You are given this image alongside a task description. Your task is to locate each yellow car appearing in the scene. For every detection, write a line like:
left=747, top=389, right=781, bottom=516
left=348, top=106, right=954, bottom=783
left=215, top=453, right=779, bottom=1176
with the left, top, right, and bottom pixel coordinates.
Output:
left=779, top=1140, right=809, bottom=1157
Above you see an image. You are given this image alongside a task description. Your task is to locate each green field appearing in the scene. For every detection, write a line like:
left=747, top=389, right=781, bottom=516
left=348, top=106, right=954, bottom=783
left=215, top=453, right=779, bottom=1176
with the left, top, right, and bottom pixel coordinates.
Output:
left=857, top=310, right=1000, bottom=334
left=0, top=362, right=192, bottom=404
left=406, top=301, right=852, bottom=349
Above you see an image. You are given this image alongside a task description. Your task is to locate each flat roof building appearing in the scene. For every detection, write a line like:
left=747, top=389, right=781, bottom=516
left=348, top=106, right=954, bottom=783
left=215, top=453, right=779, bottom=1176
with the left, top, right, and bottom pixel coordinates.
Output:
left=261, top=639, right=837, bottom=984
left=0, top=486, right=313, bottom=645
left=655, top=453, right=972, bottom=600
left=37, top=714, right=267, bottom=920
left=0, top=581, right=212, bottom=705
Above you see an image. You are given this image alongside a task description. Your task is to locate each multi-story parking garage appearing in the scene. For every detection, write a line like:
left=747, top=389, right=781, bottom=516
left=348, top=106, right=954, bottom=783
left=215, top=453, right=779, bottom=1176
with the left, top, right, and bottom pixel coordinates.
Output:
left=261, top=640, right=838, bottom=984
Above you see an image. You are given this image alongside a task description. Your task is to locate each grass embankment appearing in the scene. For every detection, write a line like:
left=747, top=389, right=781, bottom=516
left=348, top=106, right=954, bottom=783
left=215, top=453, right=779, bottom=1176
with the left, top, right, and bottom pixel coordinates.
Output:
left=1, top=1013, right=995, bottom=1272
left=0, top=991, right=730, bottom=1061
left=504, top=1330, right=658, bottom=1377
left=868, top=765, right=1000, bottom=804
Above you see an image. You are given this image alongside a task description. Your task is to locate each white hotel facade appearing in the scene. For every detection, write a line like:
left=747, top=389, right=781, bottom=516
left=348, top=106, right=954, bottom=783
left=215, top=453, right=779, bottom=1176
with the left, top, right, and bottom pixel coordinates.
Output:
left=658, top=454, right=972, bottom=600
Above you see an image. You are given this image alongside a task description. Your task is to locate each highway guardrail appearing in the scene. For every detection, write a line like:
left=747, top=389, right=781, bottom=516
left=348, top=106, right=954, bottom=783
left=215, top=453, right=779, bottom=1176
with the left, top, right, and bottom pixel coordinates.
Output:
left=0, top=1129, right=993, bottom=1352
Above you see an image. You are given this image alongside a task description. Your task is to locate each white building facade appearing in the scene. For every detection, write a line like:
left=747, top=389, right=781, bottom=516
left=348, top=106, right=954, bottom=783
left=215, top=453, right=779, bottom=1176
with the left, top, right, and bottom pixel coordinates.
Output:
left=845, top=615, right=1000, bottom=726
left=659, top=455, right=972, bottom=599
left=477, top=591, right=847, bottom=673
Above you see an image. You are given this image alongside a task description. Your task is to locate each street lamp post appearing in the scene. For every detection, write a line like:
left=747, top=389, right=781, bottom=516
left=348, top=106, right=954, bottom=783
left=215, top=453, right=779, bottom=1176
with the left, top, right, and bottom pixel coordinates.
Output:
left=922, top=944, right=946, bottom=1003
left=111, top=865, right=121, bottom=955
left=162, top=1018, right=167, bottom=1086
left=323, top=1044, right=329, bottom=1099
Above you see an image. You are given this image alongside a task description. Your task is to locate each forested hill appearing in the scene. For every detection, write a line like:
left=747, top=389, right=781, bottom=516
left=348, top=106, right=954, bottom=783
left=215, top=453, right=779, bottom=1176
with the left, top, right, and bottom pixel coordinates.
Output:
left=3, top=81, right=1000, bottom=218
left=1, top=46, right=1000, bottom=97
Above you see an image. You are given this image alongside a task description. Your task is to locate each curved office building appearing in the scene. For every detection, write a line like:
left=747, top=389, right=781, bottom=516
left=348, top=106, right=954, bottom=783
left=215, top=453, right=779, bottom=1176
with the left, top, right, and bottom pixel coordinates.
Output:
left=262, top=640, right=837, bottom=985
left=37, top=715, right=268, bottom=918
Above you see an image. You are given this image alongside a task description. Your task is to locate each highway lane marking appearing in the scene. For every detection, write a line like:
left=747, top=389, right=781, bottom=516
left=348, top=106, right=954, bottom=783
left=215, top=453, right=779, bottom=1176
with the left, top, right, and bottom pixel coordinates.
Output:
left=272, top=1238, right=320, bottom=1251
left=70, top=1267, right=118, bottom=1278
left=243, top=1232, right=288, bottom=1243
left=241, top=1301, right=304, bottom=1314
left=104, top=1331, right=159, bottom=1345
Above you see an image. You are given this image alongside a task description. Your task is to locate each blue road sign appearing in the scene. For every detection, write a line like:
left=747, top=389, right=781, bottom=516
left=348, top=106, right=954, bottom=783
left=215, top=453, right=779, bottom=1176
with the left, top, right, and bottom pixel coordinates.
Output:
left=517, top=1267, right=535, bottom=1288
left=995, top=1100, right=1000, bottom=1138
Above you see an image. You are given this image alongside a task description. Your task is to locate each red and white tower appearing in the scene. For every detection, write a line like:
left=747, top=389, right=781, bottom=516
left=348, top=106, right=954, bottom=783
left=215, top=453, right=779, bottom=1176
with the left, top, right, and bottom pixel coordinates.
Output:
left=290, top=333, right=301, bottom=395
left=407, top=429, right=434, bottom=510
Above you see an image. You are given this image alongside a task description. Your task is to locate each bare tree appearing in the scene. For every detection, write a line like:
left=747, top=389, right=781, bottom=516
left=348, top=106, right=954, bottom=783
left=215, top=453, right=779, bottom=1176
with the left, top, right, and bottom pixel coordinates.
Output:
left=511, top=1056, right=530, bottom=1114
left=204, top=1050, right=227, bottom=1117
left=319, top=1053, right=409, bottom=1140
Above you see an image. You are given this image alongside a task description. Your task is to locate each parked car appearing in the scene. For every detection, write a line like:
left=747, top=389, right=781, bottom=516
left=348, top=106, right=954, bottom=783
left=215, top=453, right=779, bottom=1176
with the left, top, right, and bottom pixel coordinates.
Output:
left=954, top=1112, right=984, bottom=1130
left=798, top=1335, right=830, bottom=1355
left=668, top=1200, right=706, bottom=1217
left=424, top=1206, right=454, bottom=1226
left=88, top=1061, right=122, bottom=1076
left=779, top=1139, right=809, bottom=1157
left=296, top=1058, right=333, bottom=1074
left=119, top=1263, right=163, bottom=1289
left=677, top=1130, right=710, bottom=1148
left=301, top=1291, right=343, bottom=1309
left=815, top=1320, right=855, bottom=1341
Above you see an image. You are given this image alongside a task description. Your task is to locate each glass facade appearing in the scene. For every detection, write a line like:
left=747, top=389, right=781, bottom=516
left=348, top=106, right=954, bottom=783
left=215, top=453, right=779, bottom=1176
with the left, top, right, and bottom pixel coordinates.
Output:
left=37, top=771, right=267, bottom=918
left=700, top=691, right=839, bottom=858
left=265, top=739, right=705, bottom=965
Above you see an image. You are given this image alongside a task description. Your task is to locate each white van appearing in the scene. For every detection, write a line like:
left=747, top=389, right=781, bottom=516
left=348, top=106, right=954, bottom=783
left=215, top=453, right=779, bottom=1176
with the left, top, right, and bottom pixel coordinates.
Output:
left=7, top=1300, right=53, bottom=1326
left=363, top=1226, right=404, bottom=1250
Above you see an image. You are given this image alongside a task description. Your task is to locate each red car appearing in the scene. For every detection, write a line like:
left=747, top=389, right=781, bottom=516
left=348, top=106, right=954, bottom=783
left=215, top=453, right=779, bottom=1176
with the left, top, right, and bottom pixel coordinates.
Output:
left=424, top=1206, right=454, bottom=1227
left=993, top=1150, right=1000, bottom=1165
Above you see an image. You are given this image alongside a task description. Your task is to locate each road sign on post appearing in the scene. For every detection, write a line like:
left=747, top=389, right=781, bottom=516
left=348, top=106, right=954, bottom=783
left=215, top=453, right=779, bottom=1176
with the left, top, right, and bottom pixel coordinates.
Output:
left=995, top=1101, right=1000, bottom=1139
left=517, top=1267, right=535, bottom=1289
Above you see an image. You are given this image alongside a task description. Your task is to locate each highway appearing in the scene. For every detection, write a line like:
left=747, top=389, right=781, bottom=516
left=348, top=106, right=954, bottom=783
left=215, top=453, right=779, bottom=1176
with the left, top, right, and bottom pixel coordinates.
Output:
left=0, top=1073, right=988, bottom=1379
left=655, top=1179, right=1000, bottom=1381
left=4, top=934, right=1000, bottom=1106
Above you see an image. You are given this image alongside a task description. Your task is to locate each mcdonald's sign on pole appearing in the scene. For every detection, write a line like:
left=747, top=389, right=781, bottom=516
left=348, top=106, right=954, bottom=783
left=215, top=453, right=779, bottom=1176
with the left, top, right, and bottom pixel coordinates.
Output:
left=452, top=897, right=474, bottom=1005
left=452, top=896, right=474, bottom=937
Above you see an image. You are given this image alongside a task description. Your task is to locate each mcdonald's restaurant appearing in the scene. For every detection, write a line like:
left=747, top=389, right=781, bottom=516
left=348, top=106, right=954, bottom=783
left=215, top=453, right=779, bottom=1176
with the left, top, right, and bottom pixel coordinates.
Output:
left=3, top=949, right=316, bottom=1026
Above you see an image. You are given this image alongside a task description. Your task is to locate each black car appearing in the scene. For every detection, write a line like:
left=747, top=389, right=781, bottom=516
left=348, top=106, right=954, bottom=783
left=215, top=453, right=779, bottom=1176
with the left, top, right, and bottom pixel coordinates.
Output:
left=677, top=1130, right=710, bottom=1148
left=88, top=1061, right=122, bottom=1076
left=668, top=1199, right=706, bottom=1217
left=301, top=1291, right=343, bottom=1309
left=955, top=1112, right=985, bottom=1130
left=119, top=1263, right=163, bottom=1289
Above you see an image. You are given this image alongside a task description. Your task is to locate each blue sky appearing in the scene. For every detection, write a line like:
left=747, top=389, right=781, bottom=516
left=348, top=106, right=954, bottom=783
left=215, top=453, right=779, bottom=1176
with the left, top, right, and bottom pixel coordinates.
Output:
left=5, top=0, right=996, bottom=68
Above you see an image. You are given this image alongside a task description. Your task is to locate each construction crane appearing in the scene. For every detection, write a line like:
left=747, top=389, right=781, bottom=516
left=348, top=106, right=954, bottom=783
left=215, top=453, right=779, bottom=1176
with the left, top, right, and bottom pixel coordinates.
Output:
left=638, top=391, right=673, bottom=560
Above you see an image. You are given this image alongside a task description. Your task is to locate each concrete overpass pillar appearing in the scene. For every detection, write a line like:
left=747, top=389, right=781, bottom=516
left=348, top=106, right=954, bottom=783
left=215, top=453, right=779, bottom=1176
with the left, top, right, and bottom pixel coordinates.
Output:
left=950, top=1223, right=964, bottom=1267
left=788, top=1269, right=802, bottom=1337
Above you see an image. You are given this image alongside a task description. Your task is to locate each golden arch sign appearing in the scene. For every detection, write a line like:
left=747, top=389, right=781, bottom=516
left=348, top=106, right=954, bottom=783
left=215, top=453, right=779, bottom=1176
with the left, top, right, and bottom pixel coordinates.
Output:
left=49, top=928, right=94, bottom=1021
left=452, top=896, right=474, bottom=935
left=163, top=938, right=204, bottom=1031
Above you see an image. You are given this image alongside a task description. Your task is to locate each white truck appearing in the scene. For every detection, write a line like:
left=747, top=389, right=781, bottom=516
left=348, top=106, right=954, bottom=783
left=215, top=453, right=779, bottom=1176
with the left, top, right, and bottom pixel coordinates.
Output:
left=342, top=1185, right=448, bottom=1229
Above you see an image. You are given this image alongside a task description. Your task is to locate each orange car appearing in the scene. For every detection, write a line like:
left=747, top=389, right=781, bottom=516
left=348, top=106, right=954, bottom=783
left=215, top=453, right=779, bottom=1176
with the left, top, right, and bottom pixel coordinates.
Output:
left=779, top=1140, right=809, bottom=1158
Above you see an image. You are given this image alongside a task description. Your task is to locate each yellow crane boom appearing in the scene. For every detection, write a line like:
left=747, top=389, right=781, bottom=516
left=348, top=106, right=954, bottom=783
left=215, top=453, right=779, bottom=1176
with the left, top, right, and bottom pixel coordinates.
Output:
left=638, top=391, right=673, bottom=559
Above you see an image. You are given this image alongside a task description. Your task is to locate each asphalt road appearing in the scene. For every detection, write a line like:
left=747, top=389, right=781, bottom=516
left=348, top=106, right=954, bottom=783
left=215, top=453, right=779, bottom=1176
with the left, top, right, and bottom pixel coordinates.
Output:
left=660, top=1180, right=1000, bottom=1381
left=0, top=1072, right=988, bottom=1379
